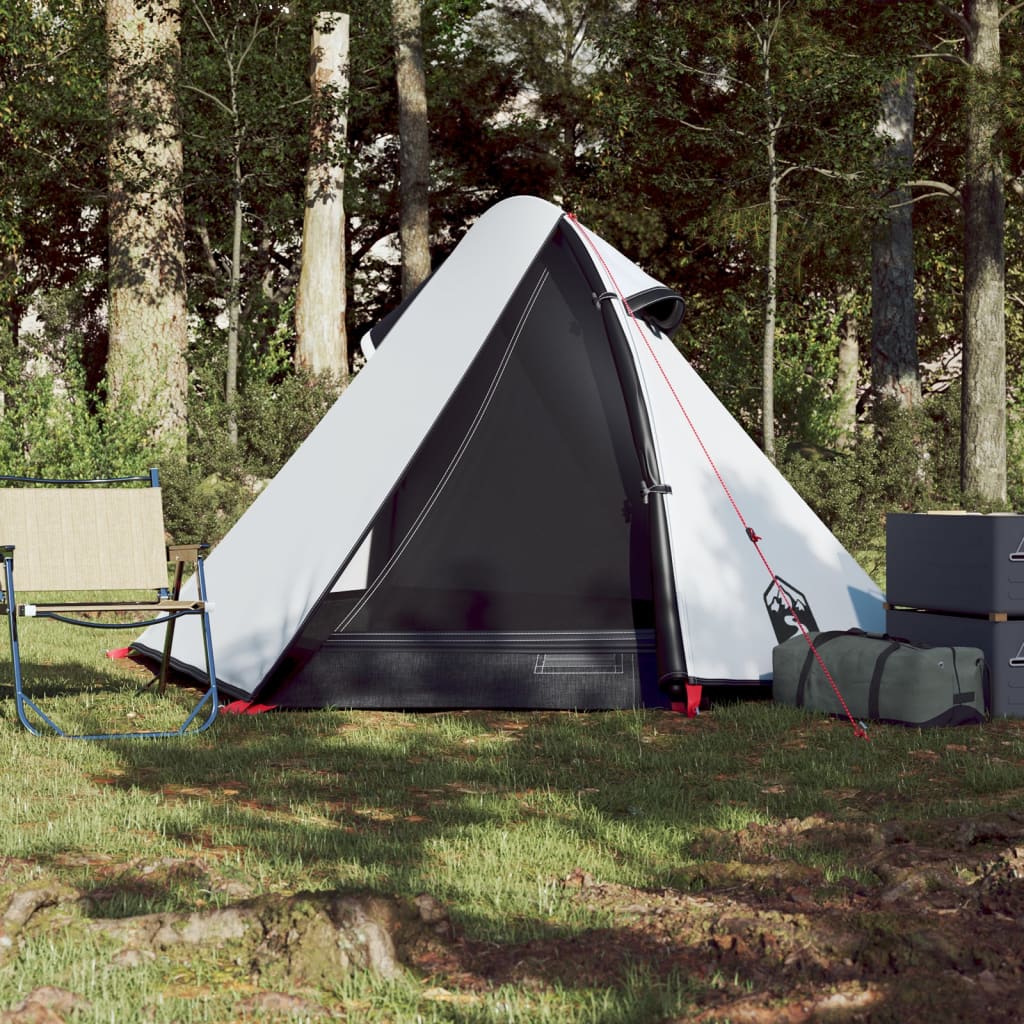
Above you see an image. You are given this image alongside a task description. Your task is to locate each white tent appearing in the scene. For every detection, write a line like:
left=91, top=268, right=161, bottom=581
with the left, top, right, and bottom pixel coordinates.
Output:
left=136, top=196, right=884, bottom=709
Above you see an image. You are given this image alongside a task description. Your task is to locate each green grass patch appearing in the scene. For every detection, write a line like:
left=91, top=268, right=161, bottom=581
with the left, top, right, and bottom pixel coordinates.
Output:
left=0, top=619, right=1023, bottom=1019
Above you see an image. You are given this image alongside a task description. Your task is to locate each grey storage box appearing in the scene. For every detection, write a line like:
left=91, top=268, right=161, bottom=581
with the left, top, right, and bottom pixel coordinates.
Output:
left=887, top=608, right=1024, bottom=717
left=886, top=513, right=1024, bottom=616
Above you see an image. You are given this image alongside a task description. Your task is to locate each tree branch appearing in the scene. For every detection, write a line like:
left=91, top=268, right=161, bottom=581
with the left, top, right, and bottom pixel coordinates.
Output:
left=20, top=45, right=75, bottom=73
left=194, top=223, right=225, bottom=277
left=662, top=56, right=754, bottom=95
left=911, top=49, right=968, bottom=65
left=793, top=165, right=859, bottom=183
left=236, top=11, right=272, bottom=72
left=190, top=2, right=225, bottom=52
left=180, top=83, right=233, bottom=118
left=906, top=178, right=961, bottom=199
left=1001, top=1, right=1024, bottom=24
left=677, top=118, right=714, bottom=133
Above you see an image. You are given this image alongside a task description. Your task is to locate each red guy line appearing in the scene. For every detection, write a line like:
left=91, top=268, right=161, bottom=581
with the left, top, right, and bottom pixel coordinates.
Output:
left=568, top=213, right=868, bottom=740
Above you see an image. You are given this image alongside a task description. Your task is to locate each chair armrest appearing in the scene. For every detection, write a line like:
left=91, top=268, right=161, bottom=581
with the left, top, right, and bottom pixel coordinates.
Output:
left=165, top=543, right=210, bottom=601
left=1, top=544, right=14, bottom=557
left=167, top=543, right=210, bottom=563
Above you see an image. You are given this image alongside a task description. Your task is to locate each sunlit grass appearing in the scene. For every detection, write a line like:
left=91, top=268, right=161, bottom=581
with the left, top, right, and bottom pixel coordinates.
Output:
left=0, top=617, right=1023, bottom=1019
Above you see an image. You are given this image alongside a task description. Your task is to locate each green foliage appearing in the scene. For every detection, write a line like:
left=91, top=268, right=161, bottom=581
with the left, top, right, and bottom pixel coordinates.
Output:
left=586, top=0, right=885, bottom=289
left=0, top=0, right=107, bottom=318
left=0, top=0, right=1020, bottom=535
left=159, top=349, right=343, bottom=544
left=780, top=395, right=962, bottom=581
left=676, top=289, right=857, bottom=451
left=676, top=289, right=762, bottom=434
left=0, top=305, right=339, bottom=545
left=0, top=323, right=156, bottom=482
left=772, top=295, right=851, bottom=448
left=1007, top=367, right=1024, bottom=512
left=179, top=1, right=325, bottom=355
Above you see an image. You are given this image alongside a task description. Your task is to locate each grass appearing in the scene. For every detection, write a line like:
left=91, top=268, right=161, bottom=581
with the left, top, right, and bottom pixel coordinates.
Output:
left=0, top=617, right=1023, bottom=1020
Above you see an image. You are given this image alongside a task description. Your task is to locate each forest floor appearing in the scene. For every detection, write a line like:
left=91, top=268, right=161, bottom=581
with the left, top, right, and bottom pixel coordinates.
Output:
left=1, top=651, right=1023, bottom=1022
left=422, top=808, right=1024, bottom=1023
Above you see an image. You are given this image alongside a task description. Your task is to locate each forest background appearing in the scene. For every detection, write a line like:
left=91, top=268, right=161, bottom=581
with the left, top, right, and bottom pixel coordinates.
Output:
left=2, top=0, right=1023, bottom=580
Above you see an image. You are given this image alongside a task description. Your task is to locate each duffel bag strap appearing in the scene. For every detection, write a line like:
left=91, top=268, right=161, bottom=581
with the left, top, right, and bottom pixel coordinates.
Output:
left=796, top=631, right=849, bottom=708
left=868, top=641, right=902, bottom=721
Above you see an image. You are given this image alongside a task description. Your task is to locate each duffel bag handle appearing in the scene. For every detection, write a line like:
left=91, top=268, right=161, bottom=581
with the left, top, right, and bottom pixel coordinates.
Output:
left=849, top=626, right=913, bottom=645
left=847, top=628, right=888, bottom=641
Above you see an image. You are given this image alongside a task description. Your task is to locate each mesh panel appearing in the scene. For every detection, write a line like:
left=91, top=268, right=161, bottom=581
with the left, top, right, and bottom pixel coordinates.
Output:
left=336, top=227, right=653, bottom=636
left=264, top=227, right=657, bottom=708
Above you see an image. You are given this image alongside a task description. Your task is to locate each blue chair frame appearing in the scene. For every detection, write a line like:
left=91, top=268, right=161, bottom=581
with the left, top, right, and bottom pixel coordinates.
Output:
left=0, top=469, right=218, bottom=739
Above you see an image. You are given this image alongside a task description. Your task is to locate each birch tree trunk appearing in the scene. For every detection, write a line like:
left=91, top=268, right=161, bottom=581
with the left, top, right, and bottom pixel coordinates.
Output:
left=393, top=0, right=431, bottom=298
left=106, top=0, right=188, bottom=451
left=226, top=143, right=243, bottom=445
left=295, top=12, right=350, bottom=377
left=757, top=3, right=781, bottom=465
left=763, top=135, right=779, bottom=463
left=960, top=0, right=1006, bottom=502
left=870, top=69, right=921, bottom=411
left=836, top=291, right=860, bottom=449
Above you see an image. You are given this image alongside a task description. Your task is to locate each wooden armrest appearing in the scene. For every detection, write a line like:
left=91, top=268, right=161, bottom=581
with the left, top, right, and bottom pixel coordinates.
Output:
left=167, top=543, right=210, bottom=562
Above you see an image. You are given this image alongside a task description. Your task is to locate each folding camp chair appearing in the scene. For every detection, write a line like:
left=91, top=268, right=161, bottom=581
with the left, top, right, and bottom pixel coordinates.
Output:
left=0, top=469, right=217, bottom=739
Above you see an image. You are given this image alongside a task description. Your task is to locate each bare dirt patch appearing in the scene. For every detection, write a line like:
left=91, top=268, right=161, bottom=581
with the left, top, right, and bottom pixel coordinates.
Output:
left=3, top=816, right=1024, bottom=1021
left=410, top=813, right=1024, bottom=1022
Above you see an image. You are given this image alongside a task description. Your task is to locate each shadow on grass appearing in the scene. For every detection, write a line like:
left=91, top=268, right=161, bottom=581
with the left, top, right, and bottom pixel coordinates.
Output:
left=4, top=654, right=1017, bottom=1020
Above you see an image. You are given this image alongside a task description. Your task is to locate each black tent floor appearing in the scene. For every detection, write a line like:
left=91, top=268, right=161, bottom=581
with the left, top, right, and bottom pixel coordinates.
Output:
left=130, top=632, right=770, bottom=712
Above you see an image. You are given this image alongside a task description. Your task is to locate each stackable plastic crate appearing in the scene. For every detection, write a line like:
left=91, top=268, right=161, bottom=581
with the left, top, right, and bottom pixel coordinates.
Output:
left=885, top=512, right=1024, bottom=718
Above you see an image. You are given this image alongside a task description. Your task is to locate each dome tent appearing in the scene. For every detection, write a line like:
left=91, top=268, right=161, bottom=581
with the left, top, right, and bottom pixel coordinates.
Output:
left=135, top=196, right=884, bottom=709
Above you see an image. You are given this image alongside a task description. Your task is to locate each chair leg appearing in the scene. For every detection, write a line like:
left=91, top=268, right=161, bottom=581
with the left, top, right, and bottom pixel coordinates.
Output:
left=182, top=554, right=219, bottom=734
left=158, top=559, right=186, bottom=696
left=3, top=554, right=62, bottom=736
left=3, top=550, right=218, bottom=740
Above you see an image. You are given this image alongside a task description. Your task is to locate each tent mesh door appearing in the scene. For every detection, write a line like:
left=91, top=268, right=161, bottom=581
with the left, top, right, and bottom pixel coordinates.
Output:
left=266, top=227, right=664, bottom=709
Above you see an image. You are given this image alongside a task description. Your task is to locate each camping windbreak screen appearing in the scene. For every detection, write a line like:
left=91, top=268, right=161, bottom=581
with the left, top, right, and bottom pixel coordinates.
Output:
left=264, top=227, right=670, bottom=709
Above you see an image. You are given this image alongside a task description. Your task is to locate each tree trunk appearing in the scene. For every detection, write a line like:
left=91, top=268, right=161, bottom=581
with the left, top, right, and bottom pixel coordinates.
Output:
left=106, top=0, right=188, bottom=452
left=763, top=141, right=778, bottom=463
left=754, top=4, right=782, bottom=464
left=960, top=0, right=1006, bottom=503
left=870, top=69, right=921, bottom=412
left=393, top=0, right=431, bottom=298
left=836, top=291, right=860, bottom=449
left=295, top=12, right=350, bottom=377
left=226, top=146, right=243, bottom=445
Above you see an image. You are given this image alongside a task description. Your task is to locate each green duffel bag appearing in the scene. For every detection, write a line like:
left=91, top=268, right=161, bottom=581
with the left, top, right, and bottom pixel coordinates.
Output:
left=772, top=629, right=988, bottom=726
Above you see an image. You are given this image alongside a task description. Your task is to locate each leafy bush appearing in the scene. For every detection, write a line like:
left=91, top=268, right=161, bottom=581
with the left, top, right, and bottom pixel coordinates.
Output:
left=680, top=290, right=861, bottom=450
left=159, top=354, right=344, bottom=544
left=0, top=322, right=343, bottom=546
left=780, top=394, right=964, bottom=583
left=0, top=332, right=157, bottom=480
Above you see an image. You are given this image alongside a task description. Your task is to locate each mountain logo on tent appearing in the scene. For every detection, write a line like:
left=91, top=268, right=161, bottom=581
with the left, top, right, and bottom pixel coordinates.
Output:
left=1010, top=643, right=1024, bottom=668
left=764, top=578, right=819, bottom=643
left=1010, top=537, right=1024, bottom=562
